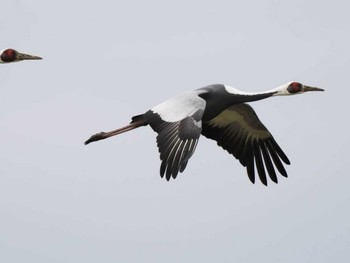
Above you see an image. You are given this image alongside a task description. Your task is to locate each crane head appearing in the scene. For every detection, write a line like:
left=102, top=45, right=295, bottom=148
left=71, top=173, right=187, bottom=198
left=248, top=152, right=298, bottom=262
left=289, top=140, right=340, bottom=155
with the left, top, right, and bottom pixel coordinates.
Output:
left=0, top=48, right=42, bottom=63
left=273, top=81, right=324, bottom=96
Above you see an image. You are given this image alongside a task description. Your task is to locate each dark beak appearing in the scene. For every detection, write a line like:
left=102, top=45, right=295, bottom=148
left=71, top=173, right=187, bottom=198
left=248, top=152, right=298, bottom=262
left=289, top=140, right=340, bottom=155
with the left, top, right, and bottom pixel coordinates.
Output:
left=303, top=85, right=324, bottom=92
left=16, top=52, right=42, bottom=61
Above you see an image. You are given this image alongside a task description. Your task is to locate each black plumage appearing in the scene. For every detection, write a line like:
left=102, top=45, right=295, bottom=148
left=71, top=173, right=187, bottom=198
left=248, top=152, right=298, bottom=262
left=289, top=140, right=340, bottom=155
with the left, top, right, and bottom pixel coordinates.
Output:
left=200, top=104, right=290, bottom=185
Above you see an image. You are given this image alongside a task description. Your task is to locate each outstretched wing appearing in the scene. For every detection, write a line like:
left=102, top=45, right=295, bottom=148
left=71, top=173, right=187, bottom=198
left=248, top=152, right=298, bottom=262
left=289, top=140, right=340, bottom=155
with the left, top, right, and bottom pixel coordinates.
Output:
left=144, top=91, right=206, bottom=180
left=201, top=103, right=290, bottom=185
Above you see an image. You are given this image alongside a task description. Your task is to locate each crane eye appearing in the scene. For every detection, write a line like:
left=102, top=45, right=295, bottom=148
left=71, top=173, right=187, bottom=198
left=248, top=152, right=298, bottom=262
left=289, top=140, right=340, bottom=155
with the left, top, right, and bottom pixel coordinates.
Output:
left=287, top=82, right=302, bottom=93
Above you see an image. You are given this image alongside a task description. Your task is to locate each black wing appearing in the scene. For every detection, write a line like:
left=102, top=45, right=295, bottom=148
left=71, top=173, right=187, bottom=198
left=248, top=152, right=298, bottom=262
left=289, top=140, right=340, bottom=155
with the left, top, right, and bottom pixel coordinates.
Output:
left=201, top=103, right=290, bottom=185
left=144, top=109, right=203, bottom=180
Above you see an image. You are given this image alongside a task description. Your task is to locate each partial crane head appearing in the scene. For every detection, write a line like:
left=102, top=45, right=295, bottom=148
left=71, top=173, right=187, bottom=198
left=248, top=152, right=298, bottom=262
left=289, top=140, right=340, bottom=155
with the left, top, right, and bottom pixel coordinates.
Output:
left=0, top=48, right=42, bottom=63
left=273, top=81, right=324, bottom=96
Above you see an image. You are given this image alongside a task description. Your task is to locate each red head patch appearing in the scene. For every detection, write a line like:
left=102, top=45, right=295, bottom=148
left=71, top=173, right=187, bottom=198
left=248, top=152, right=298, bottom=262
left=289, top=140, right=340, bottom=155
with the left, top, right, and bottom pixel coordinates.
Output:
left=287, top=82, right=302, bottom=93
left=0, top=49, right=17, bottom=62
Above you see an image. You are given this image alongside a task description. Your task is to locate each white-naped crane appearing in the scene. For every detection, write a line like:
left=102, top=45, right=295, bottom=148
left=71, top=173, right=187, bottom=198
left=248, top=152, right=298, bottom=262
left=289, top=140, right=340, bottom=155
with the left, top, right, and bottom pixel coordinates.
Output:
left=85, top=82, right=324, bottom=185
left=0, top=48, right=42, bottom=63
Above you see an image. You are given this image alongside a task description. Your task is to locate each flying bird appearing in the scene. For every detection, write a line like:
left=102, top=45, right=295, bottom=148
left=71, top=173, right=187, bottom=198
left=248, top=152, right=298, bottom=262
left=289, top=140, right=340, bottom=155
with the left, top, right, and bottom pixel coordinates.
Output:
left=85, top=82, right=323, bottom=185
left=0, top=48, right=42, bottom=63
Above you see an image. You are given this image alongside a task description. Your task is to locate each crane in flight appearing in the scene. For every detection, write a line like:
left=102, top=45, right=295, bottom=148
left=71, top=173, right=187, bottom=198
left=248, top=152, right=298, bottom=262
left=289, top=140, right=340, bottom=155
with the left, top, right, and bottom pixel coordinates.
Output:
left=0, top=48, right=42, bottom=63
left=85, top=82, right=323, bottom=185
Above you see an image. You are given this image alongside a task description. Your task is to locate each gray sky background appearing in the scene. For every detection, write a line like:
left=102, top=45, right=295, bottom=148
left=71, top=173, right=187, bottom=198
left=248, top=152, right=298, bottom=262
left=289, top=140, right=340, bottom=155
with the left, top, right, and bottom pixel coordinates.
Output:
left=1, top=0, right=349, bottom=262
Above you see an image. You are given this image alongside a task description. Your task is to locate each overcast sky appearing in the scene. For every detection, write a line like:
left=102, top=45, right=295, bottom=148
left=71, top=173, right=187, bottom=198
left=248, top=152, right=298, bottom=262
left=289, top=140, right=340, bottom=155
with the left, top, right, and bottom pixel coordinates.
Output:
left=1, top=0, right=349, bottom=262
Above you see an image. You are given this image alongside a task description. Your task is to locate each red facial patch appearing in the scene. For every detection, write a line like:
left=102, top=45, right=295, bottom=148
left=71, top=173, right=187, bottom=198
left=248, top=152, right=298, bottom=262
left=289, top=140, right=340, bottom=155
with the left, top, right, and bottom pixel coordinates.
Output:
left=287, top=82, right=302, bottom=93
left=1, top=49, right=17, bottom=62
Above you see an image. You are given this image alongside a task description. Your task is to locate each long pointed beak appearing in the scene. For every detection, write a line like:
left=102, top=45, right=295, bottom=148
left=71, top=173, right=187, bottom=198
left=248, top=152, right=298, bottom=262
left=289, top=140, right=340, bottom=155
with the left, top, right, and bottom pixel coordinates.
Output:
left=16, top=52, right=42, bottom=61
left=303, top=85, right=324, bottom=92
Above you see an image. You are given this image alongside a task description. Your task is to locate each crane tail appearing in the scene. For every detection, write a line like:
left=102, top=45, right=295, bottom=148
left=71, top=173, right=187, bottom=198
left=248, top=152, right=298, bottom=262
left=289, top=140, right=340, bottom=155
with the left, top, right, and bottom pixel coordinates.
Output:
left=85, top=114, right=146, bottom=145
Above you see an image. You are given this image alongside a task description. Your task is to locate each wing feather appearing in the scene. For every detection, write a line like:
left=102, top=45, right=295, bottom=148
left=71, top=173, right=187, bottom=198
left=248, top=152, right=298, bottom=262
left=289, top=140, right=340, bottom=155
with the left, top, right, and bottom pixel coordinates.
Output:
left=253, top=139, right=267, bottom=185
left=144, top=93, right=205, bottom=180
left=266, top=139, right=288, bottom=177
left=202, top=103, right=290, bottom=185
left=260, top=141, right=278, bottom=183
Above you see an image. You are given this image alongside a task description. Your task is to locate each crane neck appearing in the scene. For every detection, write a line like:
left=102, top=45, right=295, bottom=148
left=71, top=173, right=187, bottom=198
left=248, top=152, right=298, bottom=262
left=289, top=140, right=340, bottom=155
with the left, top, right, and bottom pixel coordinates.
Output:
left=223, top=85, right=279, bottom=101
left=226, top=91, right=277, bottom=104
left=198, top=85, right=277, bottom=121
